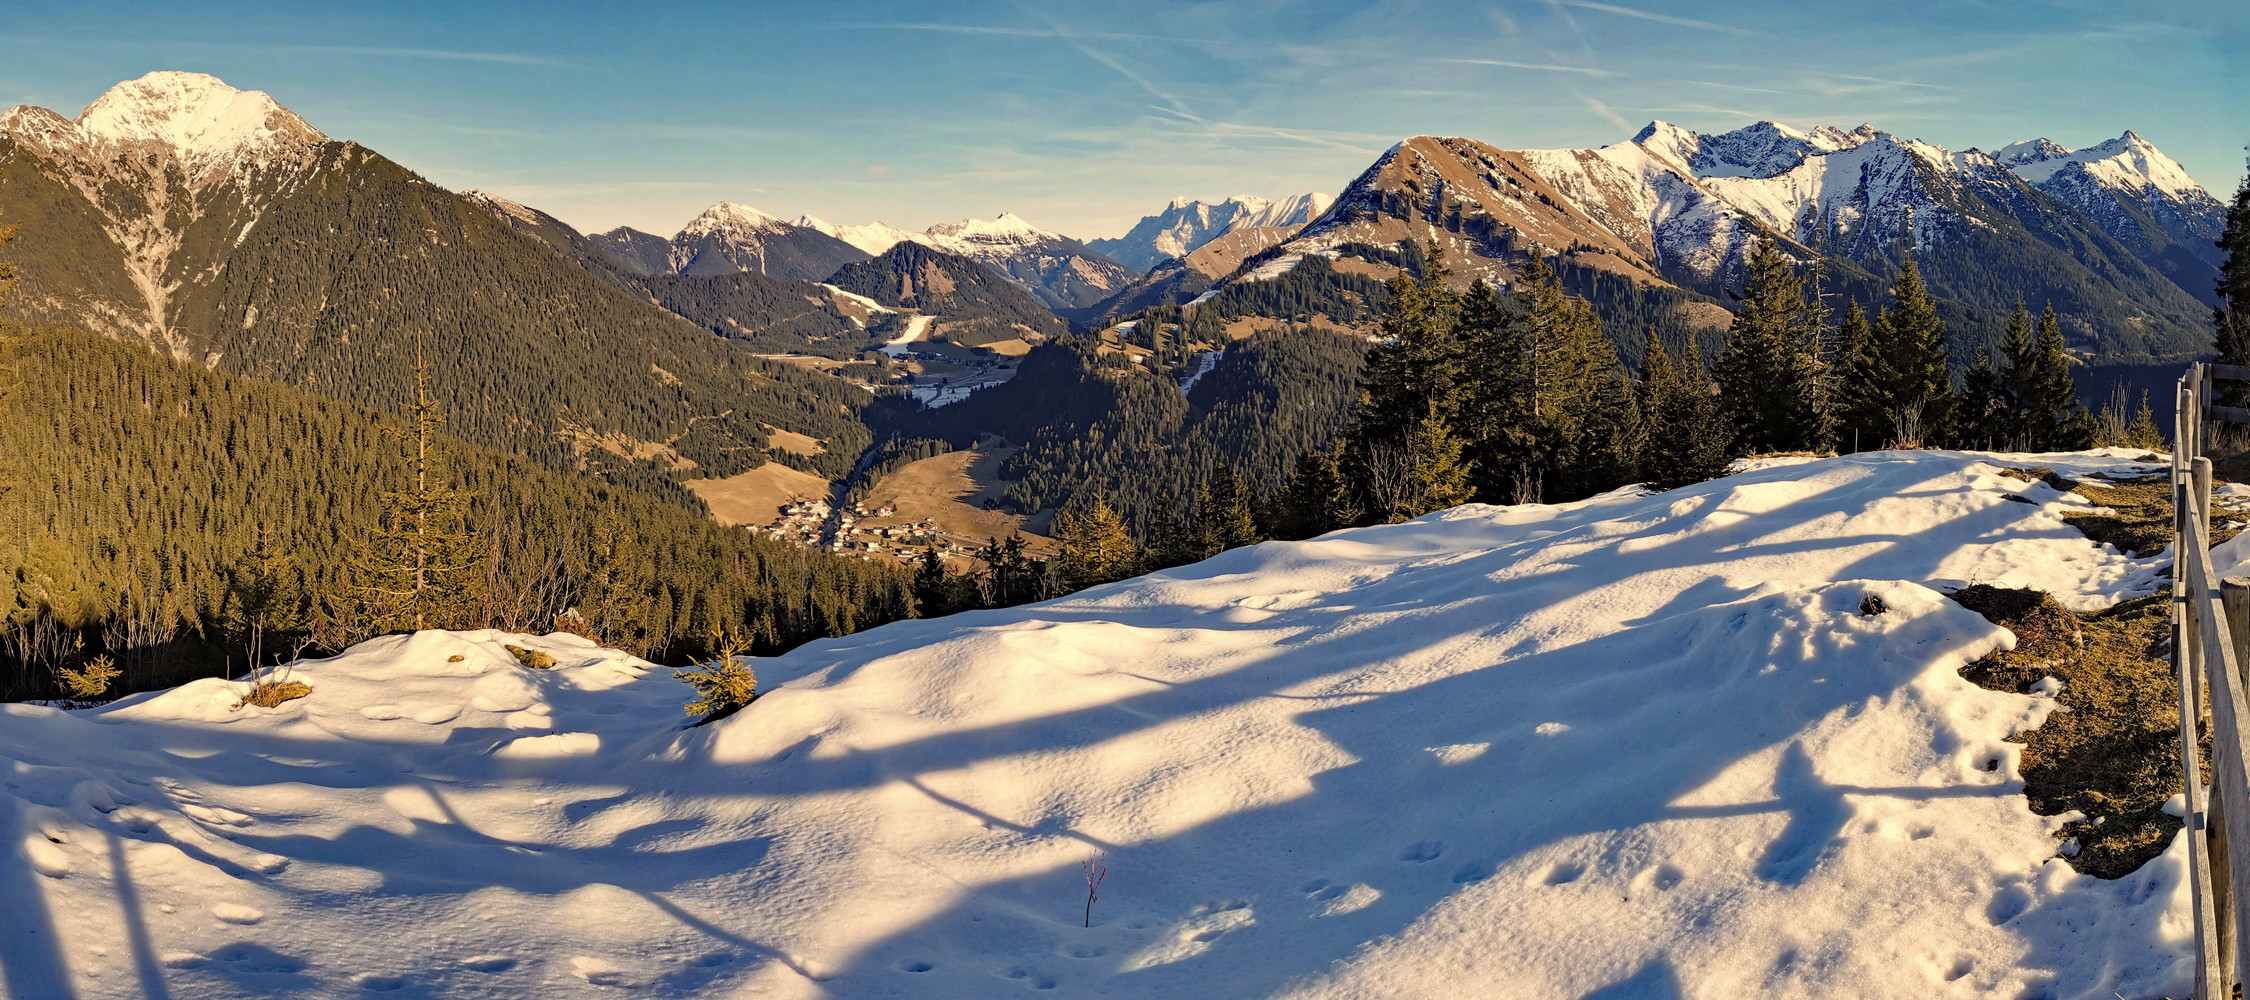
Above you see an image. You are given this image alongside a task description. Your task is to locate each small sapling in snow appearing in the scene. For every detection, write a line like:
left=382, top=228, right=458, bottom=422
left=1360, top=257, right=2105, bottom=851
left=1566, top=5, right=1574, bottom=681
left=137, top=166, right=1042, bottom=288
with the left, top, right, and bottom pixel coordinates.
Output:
left=1083, top=855, right=1108, bottom=928
left=679, top=623, right=757, bottom=724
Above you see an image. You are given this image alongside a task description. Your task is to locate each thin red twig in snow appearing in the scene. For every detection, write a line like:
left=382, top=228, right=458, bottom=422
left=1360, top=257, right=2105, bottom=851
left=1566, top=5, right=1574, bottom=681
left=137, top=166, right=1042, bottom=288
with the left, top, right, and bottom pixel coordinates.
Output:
left=1083, top=856, right=1108, bottom=928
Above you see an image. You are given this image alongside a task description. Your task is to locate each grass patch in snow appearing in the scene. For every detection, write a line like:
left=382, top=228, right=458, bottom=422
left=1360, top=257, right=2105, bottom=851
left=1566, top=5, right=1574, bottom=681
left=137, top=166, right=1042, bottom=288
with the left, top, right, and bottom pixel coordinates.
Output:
left=504, top=644, right=557, bottom=670
left=237, top=680, right=312, bottom=709
left=2037, top=468, right=2238, bottom=555
left=1952, top=585, right=2187, bottom=879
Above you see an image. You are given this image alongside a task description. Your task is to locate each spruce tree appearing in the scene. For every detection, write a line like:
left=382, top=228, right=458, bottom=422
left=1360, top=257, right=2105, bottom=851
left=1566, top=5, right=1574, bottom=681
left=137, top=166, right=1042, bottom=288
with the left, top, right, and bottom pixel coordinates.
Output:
left=2025, top=305, right=2087, bottom=449
left=1997, top=300, right=2038, bottom=449
left=1053, top=494, right=1138, bottom=591
left=1638, top=331, right=1731, bottom=491
left=975, top=533, right=1040, bottom=607
left=350, top=334, right=487, bottom=634
left=1876, top=259, right=1952, bottom=447
left=1713, top=237, right=1828, bottom=453
left=2217, top=166, right=2250, bottom=393
left=1271, top=447, right=1348, bottom=541
left=1835, top=300, right=1883, bottom=452
left=1955, top=348, right=2008, bottom=450
left=1193, top=464, right=1262, bottom=555
left=1140, top=504, right=1198, bottom=571
left=1839, top=260, right=1951, bottom=449
left=912, top=544, right=954, bottom=618
left=1405, top=415, right=1473, bottom=517
left=581, top=506, right=649, bottom=649
left=1458, top=255, right=1624, bottom=502
left=1351, top=240, right=1461, bottom=444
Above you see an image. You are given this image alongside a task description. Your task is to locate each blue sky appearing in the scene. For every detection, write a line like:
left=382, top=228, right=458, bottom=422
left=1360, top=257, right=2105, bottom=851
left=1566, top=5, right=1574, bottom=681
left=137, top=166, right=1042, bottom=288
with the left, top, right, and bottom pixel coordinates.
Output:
left=3, top=1, right=2244, bottom=239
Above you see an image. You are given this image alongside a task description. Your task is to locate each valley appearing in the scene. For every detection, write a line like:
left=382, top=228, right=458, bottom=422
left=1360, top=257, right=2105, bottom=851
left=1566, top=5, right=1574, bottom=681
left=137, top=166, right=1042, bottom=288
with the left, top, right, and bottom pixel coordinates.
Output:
left=1, top=45, right=2245, bottom=1000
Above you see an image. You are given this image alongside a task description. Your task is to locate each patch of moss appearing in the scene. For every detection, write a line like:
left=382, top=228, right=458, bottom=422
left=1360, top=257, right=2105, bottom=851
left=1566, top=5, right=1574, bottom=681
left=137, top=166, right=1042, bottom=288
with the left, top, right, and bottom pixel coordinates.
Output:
left=1952, top=585, right=2190, bottom=879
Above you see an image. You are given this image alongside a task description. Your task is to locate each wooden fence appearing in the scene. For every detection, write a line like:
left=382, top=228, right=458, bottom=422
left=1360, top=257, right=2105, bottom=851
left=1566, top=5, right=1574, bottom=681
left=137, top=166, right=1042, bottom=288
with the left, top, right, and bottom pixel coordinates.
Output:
left=2172, top=361, right=2250, bottom=998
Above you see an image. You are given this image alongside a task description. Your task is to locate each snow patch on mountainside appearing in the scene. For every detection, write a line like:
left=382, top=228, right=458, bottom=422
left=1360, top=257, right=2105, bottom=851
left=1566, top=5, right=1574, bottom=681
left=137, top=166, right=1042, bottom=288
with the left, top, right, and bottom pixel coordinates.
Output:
left=0, top=449, right=2196, bottom=998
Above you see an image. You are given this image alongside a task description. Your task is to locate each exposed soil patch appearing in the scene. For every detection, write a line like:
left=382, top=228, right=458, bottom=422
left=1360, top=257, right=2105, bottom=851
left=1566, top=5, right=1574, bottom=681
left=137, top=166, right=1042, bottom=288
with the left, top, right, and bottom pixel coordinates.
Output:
left=1950, top=583, right=2187, bottom=880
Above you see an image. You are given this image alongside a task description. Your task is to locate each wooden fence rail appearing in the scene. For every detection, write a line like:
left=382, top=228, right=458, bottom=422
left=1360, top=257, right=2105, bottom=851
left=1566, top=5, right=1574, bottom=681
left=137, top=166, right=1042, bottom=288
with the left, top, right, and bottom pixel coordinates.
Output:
left=2173, top=361, right=2250, bottom=998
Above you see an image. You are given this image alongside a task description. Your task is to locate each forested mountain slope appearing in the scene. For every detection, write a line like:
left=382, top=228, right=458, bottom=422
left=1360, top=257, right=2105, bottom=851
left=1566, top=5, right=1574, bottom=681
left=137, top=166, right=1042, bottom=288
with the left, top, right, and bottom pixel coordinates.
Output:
left=0, top=323, right=912, bottom=699
left=0, top=72, right=879, bottom=485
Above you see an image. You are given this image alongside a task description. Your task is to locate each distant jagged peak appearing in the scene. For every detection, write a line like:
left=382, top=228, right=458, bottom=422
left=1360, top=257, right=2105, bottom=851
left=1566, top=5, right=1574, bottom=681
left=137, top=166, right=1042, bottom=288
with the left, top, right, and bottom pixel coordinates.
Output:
left=925, top=211, right=1061, bottom=243
left=679, top=201, right=791, bottom=239
left=798, top=214, right=922, bottom=255
left=1997, top=129, right=2209, bottom=202
left=3, top=70, right=327, bottom=170
left=1631, top=119, right=1878, bottom=180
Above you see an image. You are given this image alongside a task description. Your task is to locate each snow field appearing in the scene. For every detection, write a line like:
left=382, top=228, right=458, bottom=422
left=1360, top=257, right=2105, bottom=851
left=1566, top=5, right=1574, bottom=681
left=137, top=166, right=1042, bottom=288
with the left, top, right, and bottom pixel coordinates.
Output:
left=0, top=449, right=2200, bottom=998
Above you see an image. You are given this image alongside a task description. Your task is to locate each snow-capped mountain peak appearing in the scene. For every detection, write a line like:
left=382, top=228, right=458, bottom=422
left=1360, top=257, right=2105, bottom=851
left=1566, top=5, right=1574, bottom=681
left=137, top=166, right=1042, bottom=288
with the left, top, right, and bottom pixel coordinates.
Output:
left=798, top=215, right=923, bottom=256
left=2, top=71, right=327, bottom=177
left=924, top=212, right=1059, bottom=245
left=73, top=71, right=327, bottom=162
left=2000, top=130, right=2209, bottom=204
left=1633, top=119, right=1879, bottom=180
left=677, top=201, right=789, bottom=240
left=1089, top=193, right=1335, bottom=271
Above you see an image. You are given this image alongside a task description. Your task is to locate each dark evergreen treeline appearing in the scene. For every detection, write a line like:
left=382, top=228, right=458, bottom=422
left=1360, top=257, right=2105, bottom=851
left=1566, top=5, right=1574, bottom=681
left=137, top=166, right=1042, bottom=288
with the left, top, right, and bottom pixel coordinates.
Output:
left=827, top=242, right=1068, bottom=347
left=635, top=270, right=878, bottom=357
left=909, top=327, right=1367, bottom=532
left=0, top=323, right=913, bottom=701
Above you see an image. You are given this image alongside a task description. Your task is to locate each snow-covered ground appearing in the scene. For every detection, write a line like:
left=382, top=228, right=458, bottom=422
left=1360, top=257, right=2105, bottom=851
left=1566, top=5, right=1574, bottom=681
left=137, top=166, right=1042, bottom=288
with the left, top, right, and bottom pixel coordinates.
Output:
left=1, top=450, right=2199, bottom=998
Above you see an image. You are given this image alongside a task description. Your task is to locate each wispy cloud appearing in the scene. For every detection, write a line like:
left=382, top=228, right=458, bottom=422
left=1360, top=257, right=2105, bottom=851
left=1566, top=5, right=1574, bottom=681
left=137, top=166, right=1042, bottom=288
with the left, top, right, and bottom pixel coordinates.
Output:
left=1564, top=1, right=1754, bottom=36
left=1441, top=57, right=1616, bottom=77
left=279, top=44, right=564, bottom=66
left=1580, top=94, right=1631, bottom=130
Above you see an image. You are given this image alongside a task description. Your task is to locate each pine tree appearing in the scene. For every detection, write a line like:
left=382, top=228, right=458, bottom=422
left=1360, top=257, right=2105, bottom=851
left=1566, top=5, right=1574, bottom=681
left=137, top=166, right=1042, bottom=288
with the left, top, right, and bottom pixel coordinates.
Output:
left=2025, top=305, right=2087, bottom=450
left=1351, top=240, right=1461, bottom=444
left=912, top=544, right=955, bottom=617
left=1713, top=237, right=1829, bottom=453
left=1955, top=348, right=2008, bottom=450
left=1997, top=300, right=2039, bottom=449
left=1270, top=446, right=1349, bottom=541
left=1458, top=255, right=1625, bottom=502
left=581, top=506, right=649, bottom=648
left=349, top=333, right=488, bottom=634
left=1193, top=464, right=1262, bottom=555
left=1404, top=414, right=1473, bottom=517
left=1053, top=494, right=1139, bottom=591
left=1638, top=331, right=1731, bottom=491
left=1835, top=300, right=1882, bottom=452
left=1839, top=260, right=1951, bottom=449
left=2217, top=166, right=2250, bottom=399
left=975, top=533, right=1040, bottom=608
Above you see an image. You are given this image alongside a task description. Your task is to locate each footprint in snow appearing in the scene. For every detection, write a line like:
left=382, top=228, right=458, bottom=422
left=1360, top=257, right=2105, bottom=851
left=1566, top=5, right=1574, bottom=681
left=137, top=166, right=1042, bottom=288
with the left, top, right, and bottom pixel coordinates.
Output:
left=1399, top=840, right=1444, bottom=863
left=460, top=955, right=516, bottom=973
left=359, top=705, right=405, bottom=721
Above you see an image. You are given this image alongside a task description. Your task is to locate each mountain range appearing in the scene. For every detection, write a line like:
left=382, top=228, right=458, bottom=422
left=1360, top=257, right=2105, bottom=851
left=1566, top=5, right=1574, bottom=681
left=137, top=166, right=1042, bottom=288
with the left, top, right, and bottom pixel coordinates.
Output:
left=1153, top=120, right=2222, bottom=365
left=1087, top=193, right=1333, bottom=271
left=1, top=70, right=2236, bottom=545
